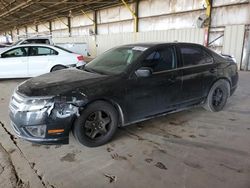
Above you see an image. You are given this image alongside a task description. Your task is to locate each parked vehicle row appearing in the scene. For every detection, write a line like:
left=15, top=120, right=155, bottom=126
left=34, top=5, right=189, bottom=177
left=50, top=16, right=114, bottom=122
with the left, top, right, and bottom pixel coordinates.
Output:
left=0, top=44, right=85, bottom=78
left=9, top=42, right=238, bottom=147
left=0, top=36, right=89, bottom=56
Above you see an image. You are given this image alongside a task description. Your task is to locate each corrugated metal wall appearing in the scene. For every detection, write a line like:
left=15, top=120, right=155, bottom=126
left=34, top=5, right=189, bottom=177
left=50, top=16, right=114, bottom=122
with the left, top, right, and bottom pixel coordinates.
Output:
left=53, top=28, right=205, bottom=56
left=96, top=28, right=205, bottom=55
left=6, top=0, right=249, bottom=68
left=222, top=25, right=245, bottom=67
left=52, top=25, right=248, bottom=67
left=53, top=35, right=97, bottom=57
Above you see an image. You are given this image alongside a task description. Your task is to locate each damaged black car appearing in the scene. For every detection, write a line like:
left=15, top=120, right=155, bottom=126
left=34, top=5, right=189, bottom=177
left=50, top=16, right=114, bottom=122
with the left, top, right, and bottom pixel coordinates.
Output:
left=9, top=43, right=238, bottom=147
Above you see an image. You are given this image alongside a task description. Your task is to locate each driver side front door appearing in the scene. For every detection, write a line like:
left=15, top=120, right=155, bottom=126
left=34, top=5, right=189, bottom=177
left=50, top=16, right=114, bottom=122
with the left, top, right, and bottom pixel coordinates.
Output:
left=124, top=45, right=182, bottom=124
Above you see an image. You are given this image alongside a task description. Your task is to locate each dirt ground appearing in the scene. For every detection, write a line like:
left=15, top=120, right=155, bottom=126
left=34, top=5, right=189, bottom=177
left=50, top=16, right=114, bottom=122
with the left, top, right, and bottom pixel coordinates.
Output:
left=0, top=72, right=249, bottom=188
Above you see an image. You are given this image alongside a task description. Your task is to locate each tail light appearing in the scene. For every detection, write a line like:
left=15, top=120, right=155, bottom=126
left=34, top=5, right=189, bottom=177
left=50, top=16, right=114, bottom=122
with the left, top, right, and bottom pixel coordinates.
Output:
left=77, top=55, right=84, bottom=61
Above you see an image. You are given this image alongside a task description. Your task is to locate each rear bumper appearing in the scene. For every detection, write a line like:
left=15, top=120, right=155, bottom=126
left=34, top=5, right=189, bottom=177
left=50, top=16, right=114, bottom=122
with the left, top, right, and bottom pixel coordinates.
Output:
left=230, top=85, right=237, bottom=96
left=230, top=71, right=239, bottom=96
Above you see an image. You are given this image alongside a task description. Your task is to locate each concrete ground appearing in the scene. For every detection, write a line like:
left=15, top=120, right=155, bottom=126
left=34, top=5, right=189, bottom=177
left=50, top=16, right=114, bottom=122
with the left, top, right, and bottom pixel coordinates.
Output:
left=0, top=72, right=250, bottom=188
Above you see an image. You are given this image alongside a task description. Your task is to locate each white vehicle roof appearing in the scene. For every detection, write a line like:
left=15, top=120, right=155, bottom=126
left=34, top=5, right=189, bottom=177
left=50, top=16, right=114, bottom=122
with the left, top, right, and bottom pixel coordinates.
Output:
left=0, top=44, right=74, bottom=54
left=18, top=35, right=51, bottom=39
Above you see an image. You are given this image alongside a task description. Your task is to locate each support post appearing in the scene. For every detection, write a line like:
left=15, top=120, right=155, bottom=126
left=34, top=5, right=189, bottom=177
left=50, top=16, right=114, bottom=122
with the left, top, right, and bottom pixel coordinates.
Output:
left=10, top=30, right=13, bottom=40
left=67, top=16, right=71, bottom=37
left=49, top=21, right=52, bottom=35
left=94, top=10, right=98, bottom=35
left=121, top=0, right=139, bottom=32
left=134, top=0, right=139, bottom=32
left=81, top=10, right=97, bottom=35
left=25, top=26, right=28, bottom=37
left=204, top=0, right=212, bottom=46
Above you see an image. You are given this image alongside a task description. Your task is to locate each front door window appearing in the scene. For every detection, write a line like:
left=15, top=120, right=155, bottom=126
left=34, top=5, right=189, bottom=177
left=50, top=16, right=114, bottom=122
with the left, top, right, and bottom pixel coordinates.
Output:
left=142, top=47, right=176, bottom=73
left=2, top=47, right=28, bottom=58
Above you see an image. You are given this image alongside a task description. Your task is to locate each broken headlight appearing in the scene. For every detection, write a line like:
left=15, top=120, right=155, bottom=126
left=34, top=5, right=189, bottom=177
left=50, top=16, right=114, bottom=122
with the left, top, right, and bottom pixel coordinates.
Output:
left=25, top=125, right=46, bottom=138
left=21, top=98, right=53, bottom=112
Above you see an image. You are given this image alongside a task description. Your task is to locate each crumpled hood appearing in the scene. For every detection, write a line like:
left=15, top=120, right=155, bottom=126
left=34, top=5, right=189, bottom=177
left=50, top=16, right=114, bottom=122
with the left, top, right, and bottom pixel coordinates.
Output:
left=17, top=68, right=107, bottom=96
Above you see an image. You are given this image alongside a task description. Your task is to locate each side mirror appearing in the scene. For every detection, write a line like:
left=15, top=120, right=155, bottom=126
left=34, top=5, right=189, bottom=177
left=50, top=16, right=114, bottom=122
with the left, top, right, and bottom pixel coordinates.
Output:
left=135, top=67, right=152, bottom=78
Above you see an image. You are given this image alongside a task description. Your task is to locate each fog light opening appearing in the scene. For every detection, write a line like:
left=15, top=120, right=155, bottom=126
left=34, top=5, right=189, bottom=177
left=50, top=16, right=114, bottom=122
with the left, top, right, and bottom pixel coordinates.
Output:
left=25, top=125, right=46, bottom=138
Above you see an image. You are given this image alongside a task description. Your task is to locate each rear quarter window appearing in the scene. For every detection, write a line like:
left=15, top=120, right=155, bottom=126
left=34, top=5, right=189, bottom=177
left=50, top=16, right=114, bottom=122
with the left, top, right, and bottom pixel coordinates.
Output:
left=180, top=45, right=213, bottom=67
left=29, top=47, right=58, bottom=56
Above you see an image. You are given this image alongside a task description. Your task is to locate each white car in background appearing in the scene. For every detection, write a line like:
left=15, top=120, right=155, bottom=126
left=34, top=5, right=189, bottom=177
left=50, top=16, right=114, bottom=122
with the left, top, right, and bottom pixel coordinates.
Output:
left=0, top=44, right=85, bottom=78
left=0, top=36, right=90, bottom=56
left=0, top=36, right=53, bottom=53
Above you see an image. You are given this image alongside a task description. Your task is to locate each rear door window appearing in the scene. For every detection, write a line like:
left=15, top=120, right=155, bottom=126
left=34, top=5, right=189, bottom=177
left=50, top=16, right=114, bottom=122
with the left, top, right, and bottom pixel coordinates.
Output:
left=180, top=45, right=213, bottom=67
left=29, top=47, right=58, bottom=56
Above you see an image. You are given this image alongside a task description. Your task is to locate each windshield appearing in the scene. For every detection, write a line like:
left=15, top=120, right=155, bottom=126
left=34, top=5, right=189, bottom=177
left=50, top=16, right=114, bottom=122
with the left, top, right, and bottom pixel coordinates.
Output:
left=10, top=39, right=22, bottom=46
left=85, top=46, right=144, bottom=75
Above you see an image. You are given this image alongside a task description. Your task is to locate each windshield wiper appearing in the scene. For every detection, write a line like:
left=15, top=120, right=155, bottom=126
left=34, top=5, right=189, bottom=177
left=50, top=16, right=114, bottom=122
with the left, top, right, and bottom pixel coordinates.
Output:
left=84, top=66, right=101, bottom=74
left=83, top=66, right=93, bottom=73
left=84, top=66, right=109, bottom=75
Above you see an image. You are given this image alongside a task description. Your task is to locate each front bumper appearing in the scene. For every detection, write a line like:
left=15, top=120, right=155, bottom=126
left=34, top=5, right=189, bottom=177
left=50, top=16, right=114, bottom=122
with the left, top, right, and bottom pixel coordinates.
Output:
left=9, top=93, right=78, bottom=145
left=10, top=119, right=70, bottom=145
left=11, top=122, right=69, bottom=144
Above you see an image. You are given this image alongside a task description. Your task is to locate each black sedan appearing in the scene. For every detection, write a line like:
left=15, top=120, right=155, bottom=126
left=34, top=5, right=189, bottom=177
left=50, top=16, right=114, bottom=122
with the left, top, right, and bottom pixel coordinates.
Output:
left=9, top=43, right=238, bottom=147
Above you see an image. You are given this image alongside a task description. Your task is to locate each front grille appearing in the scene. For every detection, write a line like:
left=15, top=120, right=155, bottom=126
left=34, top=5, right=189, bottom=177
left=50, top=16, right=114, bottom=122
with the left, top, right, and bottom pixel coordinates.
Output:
left=9, top=91, right=26, bottom=113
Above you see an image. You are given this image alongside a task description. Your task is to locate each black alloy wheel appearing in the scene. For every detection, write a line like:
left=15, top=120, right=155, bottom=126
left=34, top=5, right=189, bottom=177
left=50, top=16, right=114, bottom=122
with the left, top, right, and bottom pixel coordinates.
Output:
left=84, top=111, right=111, bottom=140
left=212, top=88, right=224, bottom=107
left=73, top=101, right=118, bottom=147
left=204, top=79, right=230, bottom=112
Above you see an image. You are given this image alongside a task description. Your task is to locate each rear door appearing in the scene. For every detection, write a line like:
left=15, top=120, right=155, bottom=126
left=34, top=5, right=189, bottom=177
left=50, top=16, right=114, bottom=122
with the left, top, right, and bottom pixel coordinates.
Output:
left=177, top=44, right=217, bottom=104
left=28, top=46, right=58, bottom=76
left=0, top=47, right=28, bottom=78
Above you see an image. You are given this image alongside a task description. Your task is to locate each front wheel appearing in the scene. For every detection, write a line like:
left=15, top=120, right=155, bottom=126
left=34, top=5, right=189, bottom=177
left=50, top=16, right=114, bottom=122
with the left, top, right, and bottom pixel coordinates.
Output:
left=73, top=101, right=118, bottom=147
left=204, top=80, right=230, bottom=112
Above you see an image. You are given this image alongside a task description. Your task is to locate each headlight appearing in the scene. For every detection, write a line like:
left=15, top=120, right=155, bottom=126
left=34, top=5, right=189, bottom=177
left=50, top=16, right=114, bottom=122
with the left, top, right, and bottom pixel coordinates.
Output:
left=21, top=98, right=53, bottom=112
left=25, top=125, right=46, bottom=138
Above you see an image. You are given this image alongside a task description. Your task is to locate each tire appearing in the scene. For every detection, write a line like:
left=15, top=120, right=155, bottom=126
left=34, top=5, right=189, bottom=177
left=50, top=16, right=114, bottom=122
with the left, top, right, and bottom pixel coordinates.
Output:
left=73, top=101, right=118, bottom=147
left=51, top=65, right=66, bottom=72
left=204, top=79, right=230, bottom=112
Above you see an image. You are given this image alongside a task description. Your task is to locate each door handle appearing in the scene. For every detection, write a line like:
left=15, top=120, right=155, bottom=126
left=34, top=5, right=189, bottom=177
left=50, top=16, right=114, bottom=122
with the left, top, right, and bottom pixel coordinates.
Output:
left=168, top=76, right=177, bottom=83
left=209, top=68, right=216, bottom=73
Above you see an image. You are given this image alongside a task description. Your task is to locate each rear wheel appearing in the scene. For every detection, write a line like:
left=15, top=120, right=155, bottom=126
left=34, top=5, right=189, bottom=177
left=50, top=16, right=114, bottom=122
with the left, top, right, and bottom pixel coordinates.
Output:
left=73, top=101, right=118, bottom=147
left=204, top=80, right=230, bottom=112
left=51, top=65, right=66, bottom=72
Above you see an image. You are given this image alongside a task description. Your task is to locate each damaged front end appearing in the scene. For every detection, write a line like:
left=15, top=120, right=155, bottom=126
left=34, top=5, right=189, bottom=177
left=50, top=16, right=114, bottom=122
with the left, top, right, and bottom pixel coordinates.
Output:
left=9, top=90, right=87, bottom=144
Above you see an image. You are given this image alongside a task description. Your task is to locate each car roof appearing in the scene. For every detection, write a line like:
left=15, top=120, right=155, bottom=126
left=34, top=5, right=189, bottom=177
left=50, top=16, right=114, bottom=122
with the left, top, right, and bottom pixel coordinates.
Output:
left=121, top=42, right=204, bottom=48
left=0, top=44, right=59, bottom=54
left=9, top=44, right=54, bottom=48
left=20, top=36, right=50, bottom=40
